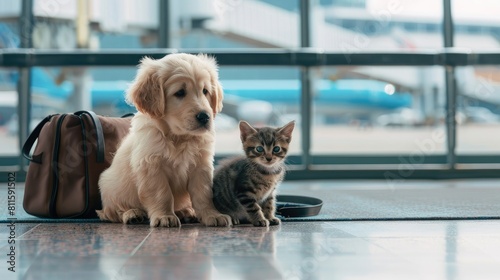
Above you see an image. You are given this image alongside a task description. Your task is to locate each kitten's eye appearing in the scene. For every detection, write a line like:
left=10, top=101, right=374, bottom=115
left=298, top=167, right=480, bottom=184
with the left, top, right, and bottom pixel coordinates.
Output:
left=255, top=146, right=264, bottom=153
left=174, top=89, right=186, bottom=98
left=203, top=88, right=209, bottom=95
left=272, top=146, right=281, bottom=153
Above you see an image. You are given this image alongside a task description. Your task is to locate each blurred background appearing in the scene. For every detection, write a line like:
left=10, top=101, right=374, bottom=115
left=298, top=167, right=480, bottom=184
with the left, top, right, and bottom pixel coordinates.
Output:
left=1, top=0, right=500, bottom=177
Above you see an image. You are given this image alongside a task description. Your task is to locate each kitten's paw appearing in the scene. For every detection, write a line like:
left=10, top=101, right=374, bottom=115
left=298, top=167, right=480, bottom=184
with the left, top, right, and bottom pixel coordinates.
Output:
left=200, top=213, right=232, bottom=227
left=150, top=214, right=181, bottom=227
left=252, top=219, right=270, bottom=227
left=268, top=217, right=281, bottom=226
left=231, top=217, right=240, bottom=225
left=122, top=209, right=147, bottom=225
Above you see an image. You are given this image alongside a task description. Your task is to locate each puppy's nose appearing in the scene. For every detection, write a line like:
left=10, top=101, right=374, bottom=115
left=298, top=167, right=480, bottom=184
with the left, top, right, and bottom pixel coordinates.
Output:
left=196, top=112, right=210, bottom=125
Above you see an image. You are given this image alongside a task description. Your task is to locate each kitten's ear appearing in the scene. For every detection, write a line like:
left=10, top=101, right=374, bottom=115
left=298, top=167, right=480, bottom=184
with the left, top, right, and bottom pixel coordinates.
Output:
left=278, top=121, right=295, bottom=143
left=239, top=121, right=257, bottom=142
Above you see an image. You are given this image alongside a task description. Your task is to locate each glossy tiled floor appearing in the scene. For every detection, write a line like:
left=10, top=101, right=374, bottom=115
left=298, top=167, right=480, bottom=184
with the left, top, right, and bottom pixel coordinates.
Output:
left=1, top=220, right=500, bottom=280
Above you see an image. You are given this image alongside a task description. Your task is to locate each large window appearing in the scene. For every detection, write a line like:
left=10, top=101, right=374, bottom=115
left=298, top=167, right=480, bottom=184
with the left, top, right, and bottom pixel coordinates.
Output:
left=172, top=0, right=300, bottom=49
left=0, top=68, right=18, bottom=157
left=1, top=0, right=500, bottom=179
left=216, top=66, right=302, bottom=155
left=317, top=0, right=443, bottom=51
left=451, top=0, right=500, bottom=50
left=311, top=66, right=446, bottom=155
left=456, top=66, right=500, bottom=155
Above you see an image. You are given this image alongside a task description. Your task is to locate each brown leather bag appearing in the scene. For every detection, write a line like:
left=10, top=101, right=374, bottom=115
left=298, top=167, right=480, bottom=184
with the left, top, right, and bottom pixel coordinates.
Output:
left=22, top=111, right=132, bottom=218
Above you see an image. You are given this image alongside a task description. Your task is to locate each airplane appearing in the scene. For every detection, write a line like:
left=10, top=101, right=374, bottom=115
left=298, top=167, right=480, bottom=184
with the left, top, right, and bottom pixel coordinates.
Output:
left=26, top=68, right=412, bottom=114
left=1, top=23, right=412, bottom=127
left=0, top=66, right=412, bottom=127
left=222, top=79, right=411, bottom=116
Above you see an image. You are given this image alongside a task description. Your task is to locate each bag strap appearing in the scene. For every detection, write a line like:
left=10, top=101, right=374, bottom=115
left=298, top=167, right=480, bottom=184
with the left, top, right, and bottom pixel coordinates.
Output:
left=121, top=113, right=135, bottom=118
left=276, top=195, right=323, bottom=218
left=22, top=114, right=56, bottom=161
left=74, top=110, right=105, bottom=163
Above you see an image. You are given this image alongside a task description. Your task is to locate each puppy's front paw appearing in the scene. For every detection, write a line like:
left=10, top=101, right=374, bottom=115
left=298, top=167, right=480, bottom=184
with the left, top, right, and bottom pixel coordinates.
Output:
left=123, top=209, right=147, bottom=225
left=176, top=207, right=198, bottom=224
left=150, top=214, right=181, bottom=227
left=200, top=213, right=232, bottom=227
left=252, top=219, right=270, bottom=227
left=96, top=210, right=106, bottom=221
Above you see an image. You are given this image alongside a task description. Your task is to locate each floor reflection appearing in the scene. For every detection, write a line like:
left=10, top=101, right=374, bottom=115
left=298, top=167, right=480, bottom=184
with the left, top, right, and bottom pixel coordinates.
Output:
left=15, top=224, right=282, bottom=280
left=2, top=220, right=500, bottom=280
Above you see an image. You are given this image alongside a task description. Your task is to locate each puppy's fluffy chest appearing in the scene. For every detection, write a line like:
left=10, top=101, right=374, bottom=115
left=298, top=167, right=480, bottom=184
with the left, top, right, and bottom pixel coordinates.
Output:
left=132, top=115, right=214, bottom=166
left=161, top=137, right=208, bottom=170
left=160, top=137, right=212, bottom=191
left=130, top=116, right=214, bottom=184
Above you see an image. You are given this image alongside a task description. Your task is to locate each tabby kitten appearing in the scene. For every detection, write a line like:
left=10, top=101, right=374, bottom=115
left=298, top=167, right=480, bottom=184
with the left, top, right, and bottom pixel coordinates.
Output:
left=213, top=120, right=295, bottom=227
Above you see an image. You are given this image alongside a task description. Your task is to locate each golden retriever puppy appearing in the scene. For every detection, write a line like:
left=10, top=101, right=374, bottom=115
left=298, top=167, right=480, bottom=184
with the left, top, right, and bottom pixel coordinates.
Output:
left=97, top=53, right=231, bottom=227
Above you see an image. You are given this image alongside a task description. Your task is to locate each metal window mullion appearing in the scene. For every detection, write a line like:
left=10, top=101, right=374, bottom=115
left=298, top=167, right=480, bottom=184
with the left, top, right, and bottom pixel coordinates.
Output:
left=300, top=0, right=312, bottom=169
left=158, top=0, right=170, bottom=48
left=18, top=0, right=33, bottom=175
left=300, top=69, right=312, bottom=168
left=443, top=0, right=457, bottom=168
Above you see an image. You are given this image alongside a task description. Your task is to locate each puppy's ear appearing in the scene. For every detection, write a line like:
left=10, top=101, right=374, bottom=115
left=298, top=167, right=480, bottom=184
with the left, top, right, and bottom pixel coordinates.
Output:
left=126, top=57, right=165, bottom=118
left=210, top=82, right=224, bottom=116
left=239, top=121, right=257, bottom=142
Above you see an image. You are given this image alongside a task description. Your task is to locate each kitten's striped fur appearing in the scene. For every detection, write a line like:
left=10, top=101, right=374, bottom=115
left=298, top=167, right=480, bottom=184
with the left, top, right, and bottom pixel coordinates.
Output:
left=213, top=120, right=295, bottom=227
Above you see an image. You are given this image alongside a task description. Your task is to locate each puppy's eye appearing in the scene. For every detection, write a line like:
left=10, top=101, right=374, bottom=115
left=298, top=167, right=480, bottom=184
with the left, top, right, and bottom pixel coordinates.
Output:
left=174, top=89, right=186, bottom=98
left=203, top=88, right=209, bottom=95
left=255, top=146, right=264, bottom=153
left=272, top=146, right=280, bottom=153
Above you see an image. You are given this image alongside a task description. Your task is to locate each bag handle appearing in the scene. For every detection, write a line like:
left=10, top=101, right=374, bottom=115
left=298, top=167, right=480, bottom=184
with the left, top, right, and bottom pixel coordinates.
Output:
left=23, top=111, right=131, bottom=163
left=74, top=110, right=105, bottom=163
left=121, top=113, right=135, bottom=118
left=276, top=195, right=323, bottom=218
left=22, top=114, right=56, bottom=161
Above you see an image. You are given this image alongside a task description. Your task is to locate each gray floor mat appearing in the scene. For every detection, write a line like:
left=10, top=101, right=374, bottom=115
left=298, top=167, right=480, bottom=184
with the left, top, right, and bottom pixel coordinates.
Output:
left=2, top=181, right=500, bottom=223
